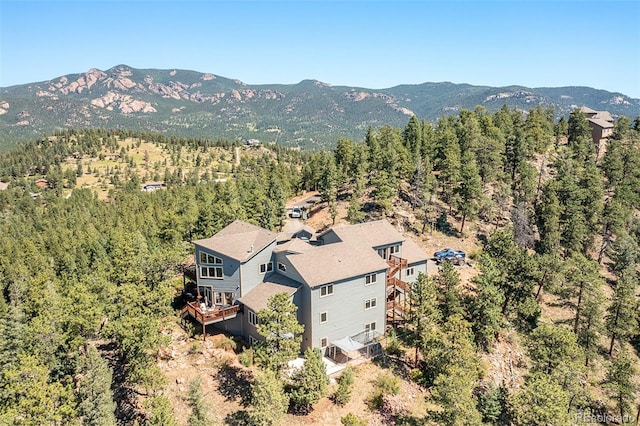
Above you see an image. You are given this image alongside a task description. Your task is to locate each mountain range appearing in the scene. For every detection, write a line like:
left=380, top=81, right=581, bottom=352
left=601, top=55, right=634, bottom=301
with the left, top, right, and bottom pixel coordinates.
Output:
left=1, top=64, right=639, bottom=150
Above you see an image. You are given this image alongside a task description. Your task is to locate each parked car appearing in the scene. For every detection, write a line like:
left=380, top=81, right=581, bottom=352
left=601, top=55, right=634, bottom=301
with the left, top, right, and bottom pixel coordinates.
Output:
left=289, top=207, right=302, bottom=218
left=433, top=248, right=466, bottom=265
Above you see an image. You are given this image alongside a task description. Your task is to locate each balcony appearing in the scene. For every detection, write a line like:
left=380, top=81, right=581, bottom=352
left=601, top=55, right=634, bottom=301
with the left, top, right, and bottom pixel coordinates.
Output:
left=181, top=301, right=240, bottom=325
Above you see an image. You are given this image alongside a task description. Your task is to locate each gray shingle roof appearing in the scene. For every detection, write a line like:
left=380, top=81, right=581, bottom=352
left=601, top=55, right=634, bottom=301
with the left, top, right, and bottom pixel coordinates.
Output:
left=322, top=220, right=405, bottom=248
left=193, top=220, right=277, bottom=262
left=285, top=241, right=389, bottom=287
left=238, top=274, right=301, bottom=312
left=588, top=118, right=614, bottom=129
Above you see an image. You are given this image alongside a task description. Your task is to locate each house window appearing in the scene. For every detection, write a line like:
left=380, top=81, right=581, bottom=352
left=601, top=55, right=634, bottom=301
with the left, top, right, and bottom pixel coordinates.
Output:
left=249, top=335, right=258, bottom=346
left=320, top=284, right=334, bottom=297
left=320, top=312, right=328, bottom=324
left=320, top=337, right=328, bottom=347
left=365, top=273, right=377, bottom=285
left=260, top=262, right=273, bottom=274
left=389, top=245, right=400, bottom=255
left=200, top=252, right=223, bottom=265
left=248, top=310, right=259, bottom=326
left=406, top=267, right=415, bottom=277
left=214, top=292, right=223, bottom=305
left=200, top=266, right=223, bottom=279
left=224, top=292, right=234, bottom=305
left=199, top=252, right=223, bottom=279
left=365, top=298, right=377, bottom=310
left=278, top=262, right=286, bottom=272
left=364, top=321, right=376, bottom=332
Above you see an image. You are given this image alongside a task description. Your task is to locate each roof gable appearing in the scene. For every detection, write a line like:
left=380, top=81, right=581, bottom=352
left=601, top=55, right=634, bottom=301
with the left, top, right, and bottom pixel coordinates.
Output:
left=193, top=220, right=277, bottom=263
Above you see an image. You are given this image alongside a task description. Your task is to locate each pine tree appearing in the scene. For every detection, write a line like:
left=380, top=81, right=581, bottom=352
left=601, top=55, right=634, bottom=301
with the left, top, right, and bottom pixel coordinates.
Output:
left=605, top=268, right=638, bottom=355
left=290, top=348, right=328, bottom=413
left=604, top=348, right=638, bottom=420
left=145, top=395, right=177, bottom=426
left=75, top=344, right=117, bottom=426
left=455, top=151, right=482, bottom=233
left=510, top=372, right=571, bottom=426
left=256, top=292, right=304, bottom=372
left=187, top=377, right=210, bottom=426
left=408, top=273, right=441, bottom=365
left=249, top=369, right=289, bottom=426
left=333, top=365, right=354, bottom=406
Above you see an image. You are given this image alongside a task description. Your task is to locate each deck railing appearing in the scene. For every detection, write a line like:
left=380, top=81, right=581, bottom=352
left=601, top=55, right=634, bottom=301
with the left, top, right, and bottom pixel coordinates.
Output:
left=181, top=301, right=240, bottom=325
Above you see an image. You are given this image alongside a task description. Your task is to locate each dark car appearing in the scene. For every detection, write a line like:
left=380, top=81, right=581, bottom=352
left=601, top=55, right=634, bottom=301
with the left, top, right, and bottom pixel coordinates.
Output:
left=433, top=248, right=466, bottom=265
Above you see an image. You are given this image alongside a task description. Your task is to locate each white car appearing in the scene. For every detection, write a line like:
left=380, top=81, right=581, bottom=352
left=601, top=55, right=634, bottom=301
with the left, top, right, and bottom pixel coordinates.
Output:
left=290, top=207, right=302, bottom=218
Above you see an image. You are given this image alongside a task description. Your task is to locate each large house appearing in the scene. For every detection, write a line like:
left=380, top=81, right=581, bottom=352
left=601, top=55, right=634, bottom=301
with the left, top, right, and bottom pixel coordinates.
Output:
left=579, top=106, right=615, bottom=148
left=182, top=219, right=428, bottom=357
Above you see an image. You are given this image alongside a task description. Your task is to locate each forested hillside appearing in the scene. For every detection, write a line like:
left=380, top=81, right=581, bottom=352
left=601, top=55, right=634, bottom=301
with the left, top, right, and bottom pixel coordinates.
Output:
left=1, top=64, right=639, bottom=150
left=0, top=105, right=639, bottom=425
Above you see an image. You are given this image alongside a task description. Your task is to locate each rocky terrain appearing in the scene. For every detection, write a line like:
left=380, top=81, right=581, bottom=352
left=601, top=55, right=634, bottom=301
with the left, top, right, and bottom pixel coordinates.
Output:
left=1, top=64, right=639, bottom=150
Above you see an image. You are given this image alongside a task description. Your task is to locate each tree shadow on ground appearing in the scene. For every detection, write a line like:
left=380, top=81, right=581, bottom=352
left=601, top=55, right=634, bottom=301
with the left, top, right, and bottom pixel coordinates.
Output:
left=214, top=365, right=254, bottom=406
left=224, top=410, right=251, bottom=426
left=435, top=212, right=458, bottom=237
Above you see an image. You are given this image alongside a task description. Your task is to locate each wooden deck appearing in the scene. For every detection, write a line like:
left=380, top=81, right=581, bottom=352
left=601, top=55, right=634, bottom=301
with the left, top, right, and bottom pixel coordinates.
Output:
left=181, top=301, right=240, bottom=325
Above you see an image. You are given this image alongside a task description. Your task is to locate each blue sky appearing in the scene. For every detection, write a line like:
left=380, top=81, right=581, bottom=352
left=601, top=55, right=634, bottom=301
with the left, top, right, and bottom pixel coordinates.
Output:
left=1, top=1, right=639, bottom=97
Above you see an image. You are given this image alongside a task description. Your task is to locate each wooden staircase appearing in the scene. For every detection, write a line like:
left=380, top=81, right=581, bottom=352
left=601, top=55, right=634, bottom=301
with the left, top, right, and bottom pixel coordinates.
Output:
left=386, top=255, right=409, bottom=327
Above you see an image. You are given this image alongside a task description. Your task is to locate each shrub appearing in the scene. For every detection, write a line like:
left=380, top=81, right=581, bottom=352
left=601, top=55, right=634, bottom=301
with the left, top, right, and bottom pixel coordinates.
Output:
left=385, top=329, right=403, bottom=357
left=366, top=372, right=400, bottom=410
left=341, top=413, right=366, bottom=426
left=239, top=348, right=254, bottom=367
left=333, top=365, right=354, bottom=406
left=212, top=335, right=237, bottom=352
left=188, top=341, right=203, bottom=355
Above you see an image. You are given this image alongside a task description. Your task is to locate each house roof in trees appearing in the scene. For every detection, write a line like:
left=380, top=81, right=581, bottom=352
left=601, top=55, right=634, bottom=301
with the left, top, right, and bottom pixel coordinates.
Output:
left=579, top=106, right=597, bottom=114
left=588, top=118, right=614, bottom=129
left=401, top=237, right=429, bottom=265
left=320, top=220, right=405, bottom=248
left=284, top=239, right=389, bottom=287
left=193, top=220, right=277, bottom=262
left=238, top=274, right=301, bottom=312
left=592, top=111, right=614, bottom=122
left=0, top=182, right=8, bottom=191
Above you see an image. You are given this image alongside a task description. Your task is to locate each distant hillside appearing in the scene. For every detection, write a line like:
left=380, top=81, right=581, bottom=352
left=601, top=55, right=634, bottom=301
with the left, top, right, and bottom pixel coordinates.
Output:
left=1, top=64, right=639, bottom=150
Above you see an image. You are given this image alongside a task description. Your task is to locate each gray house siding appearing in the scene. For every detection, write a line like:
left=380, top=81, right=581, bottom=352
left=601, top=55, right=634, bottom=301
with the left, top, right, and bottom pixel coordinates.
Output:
left=196, top=246, right=241, bottom=293
left=310, top=269, right=386, bottom=349
left=403, top=261, right=427, bottom=283
left=273, top=252, right=308, bottom=286
left=239, top=240, right=277, bottom=297
left=298, top=285, right=312, bottom=350
left=214, top=314, right=243, bottom=335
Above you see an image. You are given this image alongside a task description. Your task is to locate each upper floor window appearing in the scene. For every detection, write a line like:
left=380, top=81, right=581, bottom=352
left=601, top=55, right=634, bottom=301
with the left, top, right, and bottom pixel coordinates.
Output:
left=320, top=284, right=334, bottom=297
left=260, top=262, right=273, bottom=274
left=365, top=273, right=377, bottom=285
left=406, top=267, right=415, bottom=277
left=248, top=309, right=259, bottom=326
left=278, top=262, right=287, bottom=272
left=200, top=252, right=222, bottom=265
left=365, top=298, right=377, bottom=310
left=320, top=311, right=328, bottom=323
left=201, top=266, right=223, bottom=279
left=389, top=245, right=400, bottom=255
left=365, top=321, right=377, bottom=332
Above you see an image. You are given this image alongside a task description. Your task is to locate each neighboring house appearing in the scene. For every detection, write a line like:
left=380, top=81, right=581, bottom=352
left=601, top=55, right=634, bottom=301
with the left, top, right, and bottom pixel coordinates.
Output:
left=579, top=106, right=615, bottom=147
left=141, top=181, right=166, bottom=192
left=104, top=153, right=120, bottom=160
left=182, top=219, right=429, bottom=361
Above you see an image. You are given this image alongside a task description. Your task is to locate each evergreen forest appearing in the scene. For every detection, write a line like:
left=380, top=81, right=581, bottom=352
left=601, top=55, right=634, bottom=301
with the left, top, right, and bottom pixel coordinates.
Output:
left=0, top=106, right=639, bottom=425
